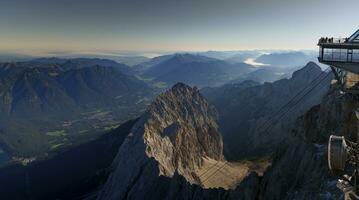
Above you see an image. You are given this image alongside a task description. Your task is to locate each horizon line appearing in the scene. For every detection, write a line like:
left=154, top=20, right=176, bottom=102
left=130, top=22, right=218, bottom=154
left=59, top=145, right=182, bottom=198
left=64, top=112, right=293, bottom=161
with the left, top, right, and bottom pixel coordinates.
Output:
left=0, top=48, right=318, bottom=58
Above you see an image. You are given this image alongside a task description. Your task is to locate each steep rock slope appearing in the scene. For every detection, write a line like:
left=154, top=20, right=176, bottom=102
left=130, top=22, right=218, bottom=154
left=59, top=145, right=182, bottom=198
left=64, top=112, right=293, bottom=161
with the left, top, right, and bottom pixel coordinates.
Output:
left=143, top=83, right=224, bottom=179
left=202, top=62, right=332, bottom=159
left=258, top=83, right=357, bottom=199
left=0, top=119, right=137, bottom=200
left=98, top=83, right=228, bottom=199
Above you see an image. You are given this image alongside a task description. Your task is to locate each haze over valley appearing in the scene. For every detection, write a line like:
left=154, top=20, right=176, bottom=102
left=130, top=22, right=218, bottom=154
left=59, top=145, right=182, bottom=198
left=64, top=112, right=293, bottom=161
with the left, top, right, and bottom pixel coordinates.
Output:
left=0, top=49, right=338, bottom=199
left=0, top=0, right=357, bottom=199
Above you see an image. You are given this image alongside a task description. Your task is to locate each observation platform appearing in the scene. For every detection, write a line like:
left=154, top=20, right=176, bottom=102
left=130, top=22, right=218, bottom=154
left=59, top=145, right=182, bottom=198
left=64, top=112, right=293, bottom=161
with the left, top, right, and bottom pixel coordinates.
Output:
left=318, top=29, right=359, bottom=74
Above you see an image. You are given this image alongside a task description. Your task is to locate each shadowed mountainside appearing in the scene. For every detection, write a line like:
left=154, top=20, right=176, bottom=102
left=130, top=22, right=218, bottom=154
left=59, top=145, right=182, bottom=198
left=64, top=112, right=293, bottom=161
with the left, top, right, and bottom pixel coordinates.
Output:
left=202, top=62, right=332, bottom=160
left=0, top=59, right=154, bottom=157
left=0, top=119, right=136, bottom=200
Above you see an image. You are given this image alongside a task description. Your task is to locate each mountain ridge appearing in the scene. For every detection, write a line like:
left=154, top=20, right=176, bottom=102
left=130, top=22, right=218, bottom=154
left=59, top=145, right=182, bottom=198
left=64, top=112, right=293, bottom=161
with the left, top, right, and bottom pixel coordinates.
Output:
left=98, top=83, right=226, bottom=199
left=202, top=62, right=332, bottom=159
left=141, top=54, right=254, bottom=87
left=0, top=61, right=154, bottom=157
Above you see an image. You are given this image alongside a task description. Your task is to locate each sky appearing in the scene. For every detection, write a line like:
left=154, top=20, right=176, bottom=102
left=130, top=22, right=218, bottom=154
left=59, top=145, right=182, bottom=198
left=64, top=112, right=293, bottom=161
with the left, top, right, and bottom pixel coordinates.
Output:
left=0, top=0, right=358, bottom=55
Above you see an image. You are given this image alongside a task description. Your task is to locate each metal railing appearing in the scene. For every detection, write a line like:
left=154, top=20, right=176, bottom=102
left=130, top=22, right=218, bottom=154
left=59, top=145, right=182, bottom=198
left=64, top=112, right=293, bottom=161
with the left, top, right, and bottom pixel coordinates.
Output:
left=318, top=37, right=349, bottom=44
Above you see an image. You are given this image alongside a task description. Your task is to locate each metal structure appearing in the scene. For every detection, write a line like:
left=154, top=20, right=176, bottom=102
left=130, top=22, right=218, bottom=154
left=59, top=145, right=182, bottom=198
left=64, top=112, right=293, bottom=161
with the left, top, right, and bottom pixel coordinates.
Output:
left=322, top=30, right=359, bottom=200
left=318, top=30, right=359, bottom=93
left=328, top=134, right=359, bottom=200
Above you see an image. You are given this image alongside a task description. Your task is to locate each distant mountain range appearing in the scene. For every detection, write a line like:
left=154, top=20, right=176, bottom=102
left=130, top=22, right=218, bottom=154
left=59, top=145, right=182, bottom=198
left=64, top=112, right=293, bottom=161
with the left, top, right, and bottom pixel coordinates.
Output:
left=254, top=51, right=317, bottom=67
left=198, top=50, right=262, bottom=61
left=131, top=51, right=319, bottom=88
left=138, top=54, right=254, bottom=87
left=232, top=66, right=295, bottom=83
left=57, top=55, right=150, bottom=66
left=132, top=54, right=174, bottom=73
left=27, top=57, right=136, bottom=74
left=0, top=52, right=321, bottom=158
left=0, top=58, right=154, bottom=157
left=0, top=59, right=339, bottom=200
left=0, top=53, right=150, bottom=66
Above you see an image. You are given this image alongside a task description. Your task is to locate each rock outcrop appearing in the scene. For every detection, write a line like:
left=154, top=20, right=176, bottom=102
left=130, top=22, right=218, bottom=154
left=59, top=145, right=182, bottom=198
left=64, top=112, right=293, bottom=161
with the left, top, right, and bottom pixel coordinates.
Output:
left=202, top=62, right=332, bottom=159
left=98, top=83, right=225, bottom=200
left=98, top=74, right=350, bottom=200
left=258, top=83, right=358, bottom=199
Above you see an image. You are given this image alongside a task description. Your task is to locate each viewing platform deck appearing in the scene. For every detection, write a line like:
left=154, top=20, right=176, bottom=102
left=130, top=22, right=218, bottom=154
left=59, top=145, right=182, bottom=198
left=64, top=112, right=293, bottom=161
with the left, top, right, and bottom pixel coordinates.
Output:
left=318, top=30, right=359, bottom=74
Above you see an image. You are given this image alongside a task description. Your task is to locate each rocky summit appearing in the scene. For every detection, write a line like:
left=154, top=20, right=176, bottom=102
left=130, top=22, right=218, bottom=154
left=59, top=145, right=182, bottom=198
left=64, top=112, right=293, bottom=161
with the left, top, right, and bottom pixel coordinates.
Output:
left=98, top=83, right=225, bottom=199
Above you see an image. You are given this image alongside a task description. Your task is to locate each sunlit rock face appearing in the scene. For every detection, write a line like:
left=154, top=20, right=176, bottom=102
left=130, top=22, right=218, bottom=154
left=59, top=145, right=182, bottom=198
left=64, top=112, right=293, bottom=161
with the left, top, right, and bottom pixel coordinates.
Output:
left=97, top=65, right=343, bottom=200
left=143, top=83, right=224, bottom=179
left=98, top=83, right=224, bottom=200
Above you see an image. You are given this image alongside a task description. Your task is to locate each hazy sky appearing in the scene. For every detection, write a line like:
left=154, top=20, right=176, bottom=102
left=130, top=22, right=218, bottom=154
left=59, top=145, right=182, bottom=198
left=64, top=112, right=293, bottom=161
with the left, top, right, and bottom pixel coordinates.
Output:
left=0, top=0, right=357, bottom=55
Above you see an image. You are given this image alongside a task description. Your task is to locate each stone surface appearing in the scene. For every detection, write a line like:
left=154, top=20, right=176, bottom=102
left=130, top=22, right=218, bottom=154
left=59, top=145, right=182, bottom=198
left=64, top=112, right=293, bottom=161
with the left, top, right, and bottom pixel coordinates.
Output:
left=97, top=83, right=225, bottom=200
left=258, top=84, right=358, bottom=200
left=98, top=76, right=353, bottom=200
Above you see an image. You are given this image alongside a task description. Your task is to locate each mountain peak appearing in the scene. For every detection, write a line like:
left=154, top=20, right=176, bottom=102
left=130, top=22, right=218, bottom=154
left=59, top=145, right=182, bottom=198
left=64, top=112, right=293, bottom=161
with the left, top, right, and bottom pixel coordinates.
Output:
left=171, top=82, right=198, bottom=93
left=172, top=82, right=191, bottom=89
left=142, top=53, right=253, bottom=87
left=170, top=53, right=215, bottom=63
left=98, top=83, right=224, bottom=199
left=291, top=61, right=322, bottom=80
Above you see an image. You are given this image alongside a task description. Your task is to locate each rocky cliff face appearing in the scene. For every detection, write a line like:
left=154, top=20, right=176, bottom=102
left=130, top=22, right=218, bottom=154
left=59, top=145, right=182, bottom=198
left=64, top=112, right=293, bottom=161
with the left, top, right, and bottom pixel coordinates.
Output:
left=98, top=74, right=353, bottom=200
left=202, top=62, right=332, bottom=159
left=98, top=83, right=224, bottom=200
left=258, top=83, right=358, bottom=199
